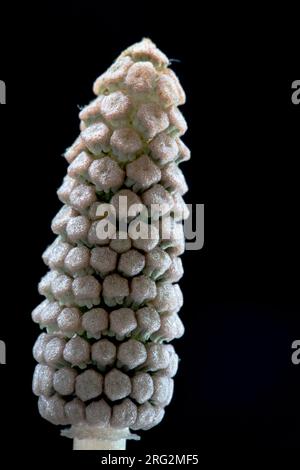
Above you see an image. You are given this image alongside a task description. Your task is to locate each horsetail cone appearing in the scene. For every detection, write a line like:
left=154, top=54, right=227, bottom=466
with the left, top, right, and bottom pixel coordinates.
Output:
left=32, top=38, right=190, bottom=447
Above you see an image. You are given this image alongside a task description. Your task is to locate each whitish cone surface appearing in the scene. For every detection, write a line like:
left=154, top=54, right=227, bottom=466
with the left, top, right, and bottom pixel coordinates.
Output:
left=32, top=38, right=189, bottom=437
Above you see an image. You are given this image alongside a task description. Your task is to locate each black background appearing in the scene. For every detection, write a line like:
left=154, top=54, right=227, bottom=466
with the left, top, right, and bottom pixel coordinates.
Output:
left=0, top=0, right=299, bottom=461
